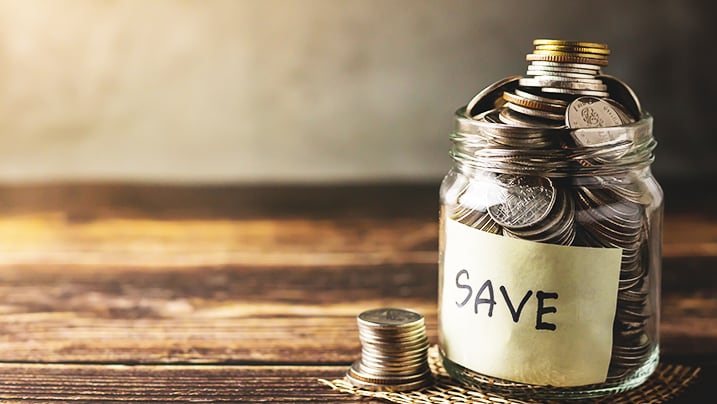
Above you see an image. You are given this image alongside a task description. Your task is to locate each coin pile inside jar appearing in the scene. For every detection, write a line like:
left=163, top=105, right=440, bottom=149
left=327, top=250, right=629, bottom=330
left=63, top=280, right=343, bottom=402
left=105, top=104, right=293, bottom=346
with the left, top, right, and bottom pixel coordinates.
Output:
left=454, top=39, right=653, bottom=381
left=346, top=308, right=433, bottom=392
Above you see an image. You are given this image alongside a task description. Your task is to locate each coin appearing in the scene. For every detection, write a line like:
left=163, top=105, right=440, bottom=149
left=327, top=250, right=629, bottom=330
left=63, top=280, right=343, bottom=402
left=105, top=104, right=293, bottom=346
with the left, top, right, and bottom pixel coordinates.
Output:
left=542, top=87, right=610, bottom=97
left=566, top=97, right=626, bottom=128
left=527, top=69, right=597, bottom=80
left=358, top=308, right=423, bottom=329
left=533, top=39, right=609, bottom=49
left=533, top=49, right=609, bottom=61
left=534, top=44, right=611, bottom=55
left=598, top=74, right=643, bottom=120
left=526, top=53, right=609, bottom=67
left=505, top=101, right=565, bottom=121
left=520, top=77, right=607, bottom=91
left=503, top=90, right=566, bottom=113
left=498, top=107, right=565, bottom=129
left=347, top=365, right=433, bottom=392
left=348, top=307, right=433, bottom=392
left=465, top=76, right=521, bottom=117
left=603, top=98, right=636, bottom=124
left=487, top=175, right=556, bottom=229
left=529, top=60, right=602, bottom=72
left=514, top=88, right=570, bottom=106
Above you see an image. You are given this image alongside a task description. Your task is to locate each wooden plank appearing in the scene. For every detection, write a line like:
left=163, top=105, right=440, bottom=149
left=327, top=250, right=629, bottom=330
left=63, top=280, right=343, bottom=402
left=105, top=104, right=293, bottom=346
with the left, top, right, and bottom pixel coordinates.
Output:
left=0, top=362, right=710, bottom=403
left=0, top=261, right=437, bottom=363
left=0, top=363, right=382, bottom=402
left=0, top=215, right=437, bottom=267
left=0, top=183, right=439, bottom=220
left=0, top=181, right=710, bottom=219
left=0, top=211, right=715, bottom=269
left=0, top=184, right=713, bottom=364
left=0, top=258, right=714, bottom=363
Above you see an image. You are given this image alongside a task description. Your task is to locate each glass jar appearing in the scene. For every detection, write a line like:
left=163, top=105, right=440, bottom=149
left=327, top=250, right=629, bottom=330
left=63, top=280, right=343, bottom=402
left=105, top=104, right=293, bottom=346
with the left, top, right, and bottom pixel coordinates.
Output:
left=438, top=109, right=662, bottom=399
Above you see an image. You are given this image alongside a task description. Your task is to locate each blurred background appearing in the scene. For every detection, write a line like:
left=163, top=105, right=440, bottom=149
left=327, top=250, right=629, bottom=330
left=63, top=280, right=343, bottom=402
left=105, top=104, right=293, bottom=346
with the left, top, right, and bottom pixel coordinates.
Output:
left=0, top=0, right=713, bottom=184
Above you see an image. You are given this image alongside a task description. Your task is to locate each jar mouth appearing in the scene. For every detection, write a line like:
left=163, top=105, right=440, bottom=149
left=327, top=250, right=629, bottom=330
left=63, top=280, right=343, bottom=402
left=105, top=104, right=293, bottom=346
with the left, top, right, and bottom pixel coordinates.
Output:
left=451, top=107, right=656, bottom=178
left=455, top=107, right=652, bottom=137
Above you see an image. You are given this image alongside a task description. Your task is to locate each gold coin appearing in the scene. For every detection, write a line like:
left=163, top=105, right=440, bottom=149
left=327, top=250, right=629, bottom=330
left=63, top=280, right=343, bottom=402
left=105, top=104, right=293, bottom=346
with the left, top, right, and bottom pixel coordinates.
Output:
left=502, top=91, right=565, bottom=113
left=535, top=44, right=611, bottom=55
left=533, top=49, right=609, bottom=60
left=533, top=39, right=608, bottom=49
left=526, top=53, right=609, bottom=66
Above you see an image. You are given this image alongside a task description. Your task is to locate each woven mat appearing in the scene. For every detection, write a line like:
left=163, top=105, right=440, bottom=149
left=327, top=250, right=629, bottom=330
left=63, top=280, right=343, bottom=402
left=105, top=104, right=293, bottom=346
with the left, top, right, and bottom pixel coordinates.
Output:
left=319, top=346, right=701, bottom=404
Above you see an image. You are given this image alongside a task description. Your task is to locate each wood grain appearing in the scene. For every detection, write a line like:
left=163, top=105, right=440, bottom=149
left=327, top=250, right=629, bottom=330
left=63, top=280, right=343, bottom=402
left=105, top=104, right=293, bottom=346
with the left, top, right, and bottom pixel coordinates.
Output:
left=0, top=259, right=713, bottom=363
left=0, top=183, right=713, bottom=402
left=0, top=363, right=382, bottom=402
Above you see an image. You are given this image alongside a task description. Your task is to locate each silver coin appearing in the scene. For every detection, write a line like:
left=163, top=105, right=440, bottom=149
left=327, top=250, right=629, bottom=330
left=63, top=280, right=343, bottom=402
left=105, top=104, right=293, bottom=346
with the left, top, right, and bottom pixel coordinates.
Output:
left=514, top=88, right=570, bottom=106
left=529, top=60, right=602, bottom=71
left=472, top=108, right=496, bottom=122
left=360, top=338, right=430, bottom=353
left=351, top=361, right=428, bottom=380
left=503, top=91, right=566, bottom=113
left=526, top=69, right=598, bottom=80
left=472, top=108, right=504, bottom=124
left=566, top=96, right=625, bottom=128
left=358, top=332, right=426, bottom=345
left=360, top=348, right=429, bottom=362
left=346, top=363, right=433, bottom=392
left=358, top=308, right=423, bottom=329
left=527, top=64, right=601, bottom=76
left=358, top=352, right=428, bottom=365
left=474, top=213, right=500, bottom=231
left=465, top=76, right=521, bottom=117
left=498, top=107, right=564, bottom=129
left=520, top=77, right=607, bottom=91
left=358, top=335, right=428, bottom=349
left=358, top=324, right=425, bottom=337
left=487, top=175, right=556, bottom=229
left=599, top=74, right=643, bottom=120
left=570, top=127, right=633, bottom=148
left=603, top=98, right=636, bottom=124
left=359, top=342, right=427, bottom=354
left=356, top=358, right=429, bottom=375
left=542, top=87, right=610, bottom=97
left=361, top=341, right=429, bottom=354
left=451, top=206, right=484, bottom=225
left=509, top=191, right=573, bottom=238
left=505, top=101, right=565, bottom=121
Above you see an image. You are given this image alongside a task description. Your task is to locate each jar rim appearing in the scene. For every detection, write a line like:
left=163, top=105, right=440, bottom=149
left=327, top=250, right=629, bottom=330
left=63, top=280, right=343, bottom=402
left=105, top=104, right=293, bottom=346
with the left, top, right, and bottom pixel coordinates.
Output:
left=454, top=107, right=653, bottom=135
left=450, top=107, right=656, bottom=177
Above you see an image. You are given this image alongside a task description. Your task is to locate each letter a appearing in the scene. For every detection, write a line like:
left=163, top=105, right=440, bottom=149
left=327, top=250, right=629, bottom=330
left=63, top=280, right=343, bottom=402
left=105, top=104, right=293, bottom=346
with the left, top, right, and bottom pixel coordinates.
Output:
left=474, top=280, right=496, bottom=317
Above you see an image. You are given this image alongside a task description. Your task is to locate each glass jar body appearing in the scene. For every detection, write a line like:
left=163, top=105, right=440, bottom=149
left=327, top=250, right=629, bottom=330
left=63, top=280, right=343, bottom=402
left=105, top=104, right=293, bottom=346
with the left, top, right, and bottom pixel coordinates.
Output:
left=438, top=118, right=662, bottom=399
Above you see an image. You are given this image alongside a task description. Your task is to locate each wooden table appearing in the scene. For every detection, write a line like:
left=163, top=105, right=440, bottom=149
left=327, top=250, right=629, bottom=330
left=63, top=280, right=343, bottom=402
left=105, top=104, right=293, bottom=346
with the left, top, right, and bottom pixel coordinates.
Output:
left=0, top=183, right=713, bottom=402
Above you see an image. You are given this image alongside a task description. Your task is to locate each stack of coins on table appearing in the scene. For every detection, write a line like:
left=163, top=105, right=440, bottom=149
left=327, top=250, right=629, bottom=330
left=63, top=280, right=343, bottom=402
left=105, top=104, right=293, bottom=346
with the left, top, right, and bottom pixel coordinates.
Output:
left=452, top=39, right=655, bottom=381
left=346, top=308, right=433, bottom=392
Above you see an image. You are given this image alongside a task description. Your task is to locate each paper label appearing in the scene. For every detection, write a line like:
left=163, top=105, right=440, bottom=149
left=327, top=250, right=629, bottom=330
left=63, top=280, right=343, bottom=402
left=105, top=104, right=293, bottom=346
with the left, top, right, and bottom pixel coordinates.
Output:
left=440, top=218, right=622, bottom=387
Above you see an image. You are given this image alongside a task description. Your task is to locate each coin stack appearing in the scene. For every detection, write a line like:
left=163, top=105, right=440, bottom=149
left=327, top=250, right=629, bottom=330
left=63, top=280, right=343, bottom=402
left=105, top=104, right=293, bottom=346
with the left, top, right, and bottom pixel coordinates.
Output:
left=468, top=39, right=640, bottom=131
left=453, top=39, right=655, bottom=382
left=575, top=184, right=650, bottom=379
left=347, top=308, right=433, bottom=392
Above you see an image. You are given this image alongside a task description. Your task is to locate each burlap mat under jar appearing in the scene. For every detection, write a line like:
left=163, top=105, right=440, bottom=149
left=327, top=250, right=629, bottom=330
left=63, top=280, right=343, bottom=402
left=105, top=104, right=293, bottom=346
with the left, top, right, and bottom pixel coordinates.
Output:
left=319, top=346, right=700, bottom=404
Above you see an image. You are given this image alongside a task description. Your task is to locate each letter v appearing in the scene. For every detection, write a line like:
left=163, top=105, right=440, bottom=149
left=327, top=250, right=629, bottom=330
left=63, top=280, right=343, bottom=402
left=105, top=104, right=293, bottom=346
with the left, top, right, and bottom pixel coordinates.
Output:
left=499, top=286, right=533, bottom=323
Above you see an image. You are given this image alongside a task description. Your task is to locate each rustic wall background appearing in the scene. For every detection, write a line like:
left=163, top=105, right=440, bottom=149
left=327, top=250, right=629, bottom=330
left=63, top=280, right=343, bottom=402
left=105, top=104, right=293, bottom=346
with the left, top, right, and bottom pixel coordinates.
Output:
left=0, top=0, right=712, bottom=183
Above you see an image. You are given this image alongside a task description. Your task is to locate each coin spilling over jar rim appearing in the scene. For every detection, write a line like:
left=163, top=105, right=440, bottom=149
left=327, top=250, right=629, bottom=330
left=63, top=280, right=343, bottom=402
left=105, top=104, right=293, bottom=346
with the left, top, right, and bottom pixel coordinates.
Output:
left=438, top=39, right=662, bottom=400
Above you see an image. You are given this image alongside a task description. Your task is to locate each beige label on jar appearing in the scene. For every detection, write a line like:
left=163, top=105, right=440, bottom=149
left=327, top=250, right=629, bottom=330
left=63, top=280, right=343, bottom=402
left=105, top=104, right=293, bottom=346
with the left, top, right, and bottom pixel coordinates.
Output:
left=440, top=218, right=622, bottom=387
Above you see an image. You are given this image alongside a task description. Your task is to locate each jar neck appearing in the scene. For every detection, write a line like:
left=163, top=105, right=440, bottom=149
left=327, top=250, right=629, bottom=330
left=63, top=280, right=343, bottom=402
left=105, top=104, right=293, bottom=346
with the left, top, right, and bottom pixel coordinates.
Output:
left=451, top=109, right=656, bottom=178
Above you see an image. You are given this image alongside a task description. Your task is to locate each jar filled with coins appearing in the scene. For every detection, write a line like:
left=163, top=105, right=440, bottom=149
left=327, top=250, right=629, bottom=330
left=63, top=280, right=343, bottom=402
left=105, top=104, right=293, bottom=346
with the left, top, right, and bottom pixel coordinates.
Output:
left=438, top=40, right=662, bottom=399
